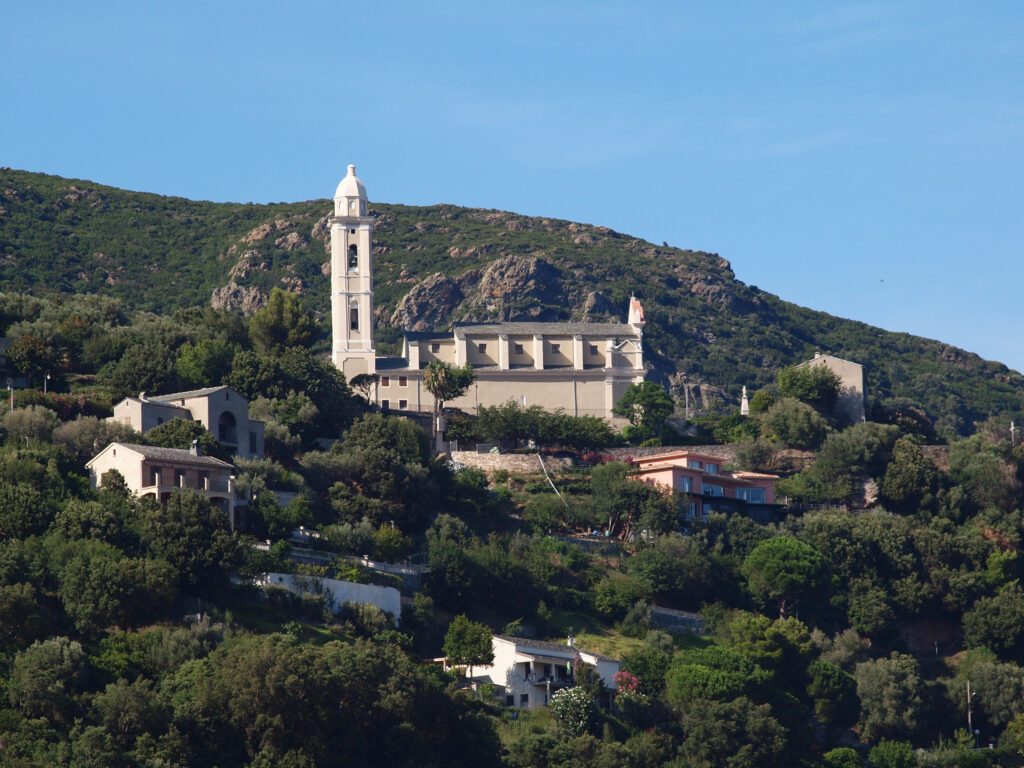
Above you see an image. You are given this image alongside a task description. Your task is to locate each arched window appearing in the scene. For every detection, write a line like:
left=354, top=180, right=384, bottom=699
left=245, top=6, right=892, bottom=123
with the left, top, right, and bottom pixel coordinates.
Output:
left=218, top=411, right=238, bottom=446
left=350, top=299, right=360, bottom=331
left=348, top=244, right=358, bottom=271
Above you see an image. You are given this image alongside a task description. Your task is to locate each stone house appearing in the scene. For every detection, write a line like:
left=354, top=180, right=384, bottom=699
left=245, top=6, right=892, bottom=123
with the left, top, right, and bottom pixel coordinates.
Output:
left=86, top=442, right=236, bottom=527
left=110, top=385, right=265, bottom=459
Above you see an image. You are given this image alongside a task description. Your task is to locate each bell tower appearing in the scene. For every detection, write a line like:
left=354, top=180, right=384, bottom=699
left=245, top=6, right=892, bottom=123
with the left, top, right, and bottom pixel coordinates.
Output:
left=330, top=164, right=376, bottom=377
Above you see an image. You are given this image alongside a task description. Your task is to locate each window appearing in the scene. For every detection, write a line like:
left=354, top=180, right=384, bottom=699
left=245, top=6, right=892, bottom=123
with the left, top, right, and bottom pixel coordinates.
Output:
left=381, top=399, right=390, bottom=410
left=678, top=476, right=692, bottom=493
left=687, top=459, right=703, bottom=469
left=738, top=487, right=767, bottom=504
left=399, top=399, right=408, bottom=409
left=478, top=343, right=487, bottom=354
left=175, top=470, right=185, bottom=487
left=348, top=244, right=358, bottom=270
left=506, top=695, right=515, bottom=706
left=706, top=463, right=718, bottom=475
left=513, top=343, right=524, bottom=355
left=704, top=484, right=724, bottom=497
left=350, top=306, right=359, bottom=331
left=381, top=377, right=390, bottom=387
left=430, top=343, right=441, bottom=353
left=249, top=431, right=257, bottom=454
left=588, top=344, right=599, bottom=355
left=520, top=694, right=529, bottom=707
left=551, top=343, right=560, bottom=354
left=398, top=376, right=408, bottom=387
left=157, top=417, right=164, bottom=425
left=687, top=502, right=698, bottom=519
left=349, top=228, right=355, bottom=234
left=225, top=391, right=230, bottom=400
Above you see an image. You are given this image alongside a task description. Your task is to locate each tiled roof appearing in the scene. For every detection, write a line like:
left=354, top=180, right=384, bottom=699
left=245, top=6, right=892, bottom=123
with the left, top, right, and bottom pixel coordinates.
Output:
left=149, top=385, right=230, bottom=402
left=453, top=322, right=638, bottom=338
left=114, top=443, right=234, bottom=468
left=495, top=635, right=618, bottom=662
left=375, top=357, right=413, bottom=370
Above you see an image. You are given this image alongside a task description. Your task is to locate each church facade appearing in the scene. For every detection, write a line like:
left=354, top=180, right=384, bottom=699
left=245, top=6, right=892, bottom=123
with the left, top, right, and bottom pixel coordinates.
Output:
left=329, top=165, right=648, bottom=420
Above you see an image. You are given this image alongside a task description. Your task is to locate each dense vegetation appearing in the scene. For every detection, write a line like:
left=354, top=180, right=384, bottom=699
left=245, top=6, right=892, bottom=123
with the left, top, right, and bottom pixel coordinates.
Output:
left=1, top=287, right=1024, bottom=766
left=1, top=168, right=1021, bottom=437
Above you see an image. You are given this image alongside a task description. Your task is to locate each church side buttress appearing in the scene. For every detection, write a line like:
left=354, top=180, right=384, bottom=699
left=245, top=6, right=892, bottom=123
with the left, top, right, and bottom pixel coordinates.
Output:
left=330, top=164, right=376, bottom=378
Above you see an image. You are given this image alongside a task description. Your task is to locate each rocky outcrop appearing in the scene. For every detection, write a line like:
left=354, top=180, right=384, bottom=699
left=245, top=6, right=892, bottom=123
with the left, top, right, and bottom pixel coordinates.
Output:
left=581, top=290, right=618, bottom=319
left=390, top=272, right=466, bottom=330
left=390, top=256, right=567, bottom=330
left=458, top=256, right=565, bottom=321
left=211, top=282, right=266, bottom=315
left=228, top=249, right=270, bottom=282
left=274, top=231, right=307, bottom=251
left=241, top=218, right=298, bottom=244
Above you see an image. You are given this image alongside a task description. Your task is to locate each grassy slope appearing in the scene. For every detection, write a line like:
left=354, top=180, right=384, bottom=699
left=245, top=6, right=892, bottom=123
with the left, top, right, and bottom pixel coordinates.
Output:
left=1, top=168, right=1021, bottom=434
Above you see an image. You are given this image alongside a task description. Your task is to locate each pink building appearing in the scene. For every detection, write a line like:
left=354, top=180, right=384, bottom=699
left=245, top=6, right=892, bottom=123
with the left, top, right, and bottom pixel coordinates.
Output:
left=630, top=451, right=780, bottom=522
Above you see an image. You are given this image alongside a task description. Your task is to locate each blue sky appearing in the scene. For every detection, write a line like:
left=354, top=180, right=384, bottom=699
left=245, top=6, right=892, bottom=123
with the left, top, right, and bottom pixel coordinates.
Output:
left=2, top=1, right=1022, bottom=371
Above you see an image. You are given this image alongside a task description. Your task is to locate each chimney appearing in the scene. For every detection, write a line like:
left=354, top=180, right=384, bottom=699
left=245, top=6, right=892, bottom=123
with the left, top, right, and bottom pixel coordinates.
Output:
left=190, top=439, right=201, bottom=457
left=567, top=632, right=575, bottom=648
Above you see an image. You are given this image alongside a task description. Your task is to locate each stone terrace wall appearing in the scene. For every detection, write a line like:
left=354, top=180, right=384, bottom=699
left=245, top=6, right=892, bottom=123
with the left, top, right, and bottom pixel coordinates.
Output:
left=450, top=451, right=575, bottom=475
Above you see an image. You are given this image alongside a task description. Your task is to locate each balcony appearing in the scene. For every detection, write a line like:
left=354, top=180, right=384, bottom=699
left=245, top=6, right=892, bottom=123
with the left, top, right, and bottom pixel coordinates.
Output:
left=142, top=473, right=232, bottom=497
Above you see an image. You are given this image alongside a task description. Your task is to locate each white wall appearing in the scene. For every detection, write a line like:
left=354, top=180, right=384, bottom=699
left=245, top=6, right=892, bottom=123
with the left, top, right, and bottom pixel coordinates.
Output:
left=259, top=572, right=401, bottom=623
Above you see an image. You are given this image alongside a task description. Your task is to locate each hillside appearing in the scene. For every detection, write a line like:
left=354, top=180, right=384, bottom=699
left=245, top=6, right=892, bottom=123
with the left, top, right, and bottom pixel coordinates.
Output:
left=1, top=168, right=1021, bottom=436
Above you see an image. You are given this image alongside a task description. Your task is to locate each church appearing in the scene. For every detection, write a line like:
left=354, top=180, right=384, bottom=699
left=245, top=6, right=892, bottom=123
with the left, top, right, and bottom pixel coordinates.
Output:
left=329, top=165, right=648, bottom=421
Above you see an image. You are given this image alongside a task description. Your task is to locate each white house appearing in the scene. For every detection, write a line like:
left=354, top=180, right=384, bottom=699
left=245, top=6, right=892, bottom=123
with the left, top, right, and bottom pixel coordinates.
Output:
left=110, top=385, right=265, bottom=458
left=472, top=635, right=620, bottom=710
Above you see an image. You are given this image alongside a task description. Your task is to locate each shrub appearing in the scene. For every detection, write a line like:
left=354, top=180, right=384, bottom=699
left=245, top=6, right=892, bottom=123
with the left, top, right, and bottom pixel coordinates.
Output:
left=549, top=686, right=597, bottom=736
left=3, top=405, right=60, bottom=444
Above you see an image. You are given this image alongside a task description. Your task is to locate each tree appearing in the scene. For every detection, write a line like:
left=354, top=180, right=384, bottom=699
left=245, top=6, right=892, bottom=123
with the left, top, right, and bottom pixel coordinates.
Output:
left=138, top=490, right=241, bottom=592
left=3, top=404, right=60, bottom=443
left=741, top=536, right=825, bottom=618
left=879, top=436, right=938, bottom=514
left=759, top=398, right=830, bottom=450
left=176, top=338, right=236, bottom=389
left=248, top=288, right=316, bottom=355
left=549, top=686, right=598, bottom=737
left=423, top=361, right=475, bottom=442
left=53, top=415, right=140, bottom=461
left=777, top=363, right=842, bottom=414
left=349, top=373, right=379, bottom=400
left=807, top=660, right=859, bottom=728
left=0, top=481, right=54, bottom=537
left=867, top=740, right=917, bottom=768
left=823, top=747, right=863, bottom=768
left=442, top=615, right=494, bottom=677
left=963, top=584, right=1024, bottom=661
left=855, top=653, right=926, bottom=742
left=678, top=696, right=789, bottom=768
left=613, top=382, right=674, bottom=442
left=4, top=332, right=60, bottom=387
left=144, top=418, right=228, bottom=461
left=7, top=636, right=87, bottom=723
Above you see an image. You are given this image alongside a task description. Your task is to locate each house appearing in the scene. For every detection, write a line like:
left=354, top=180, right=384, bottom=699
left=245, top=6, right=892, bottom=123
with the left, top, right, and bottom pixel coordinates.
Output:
left=86, top=442, right=236, bottom=527
left=472, top=635, right=620, bottom=710
left=795, top=352, right=866, bottom=423
left=109, top=385, right=265, bottom=458
left=631, top=450, right=781, bottom=523
left=327, top=165, right=647, bottom=421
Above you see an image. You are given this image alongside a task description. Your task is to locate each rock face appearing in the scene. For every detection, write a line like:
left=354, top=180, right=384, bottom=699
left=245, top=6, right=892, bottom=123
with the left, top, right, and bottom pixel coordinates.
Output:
left=390, top=272, right=466, bottom=331
left=389, top=256, right=566, bottom=330
left=581, top=290, right=618, bottom=319
left=211, top=282, right=266, bottom=315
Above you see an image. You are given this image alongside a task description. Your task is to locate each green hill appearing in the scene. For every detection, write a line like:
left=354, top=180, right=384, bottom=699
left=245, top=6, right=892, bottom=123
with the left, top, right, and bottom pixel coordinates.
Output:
left=0, top=167, right=1020, bottom=436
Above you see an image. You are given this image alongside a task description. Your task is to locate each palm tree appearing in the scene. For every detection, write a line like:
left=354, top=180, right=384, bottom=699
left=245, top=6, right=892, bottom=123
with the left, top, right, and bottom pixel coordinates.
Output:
left=422, top=361, right=475, bottom=449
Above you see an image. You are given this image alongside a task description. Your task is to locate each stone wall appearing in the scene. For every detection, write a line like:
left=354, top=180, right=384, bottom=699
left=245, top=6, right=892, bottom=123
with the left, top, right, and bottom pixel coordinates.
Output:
left=450, top=451, right=575, bottom=475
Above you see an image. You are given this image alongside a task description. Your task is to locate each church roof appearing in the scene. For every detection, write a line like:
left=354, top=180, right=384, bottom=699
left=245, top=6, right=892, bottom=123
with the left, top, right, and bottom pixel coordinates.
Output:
left=452, top=321, right=637, bottom=338
left=335, top=164, right=367, bottom=199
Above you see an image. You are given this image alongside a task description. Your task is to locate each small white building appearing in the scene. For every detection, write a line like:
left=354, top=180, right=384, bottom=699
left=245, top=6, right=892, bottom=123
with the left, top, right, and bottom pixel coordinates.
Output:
left=257, top=572, right=401, bottom=623
left=473, top=635, right=620, bottom=710
left=110, top=385, right=265, bottom=458
left=86, top=442, right=236, bottom=526
left=796, top=352, right=866, bottom=423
